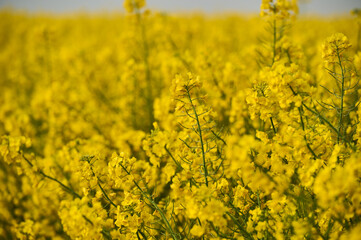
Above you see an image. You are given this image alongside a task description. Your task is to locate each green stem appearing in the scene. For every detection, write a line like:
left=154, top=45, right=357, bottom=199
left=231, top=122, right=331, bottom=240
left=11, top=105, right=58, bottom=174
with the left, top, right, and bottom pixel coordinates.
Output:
left=270, top=117, right=277, bottom=133
left=118, top=163, right=179, bottom=240
left=85, top=157, right=117, bottom=207
left=272, top=7, right=277, bottom=65
left=185, top=87, right=209, bottom=187
left=164, top=145, right=183, bottom=170
left=98, top=180, right=117, bottom=207
left=301, top=103, right=338, bottom=134
left=336, top=47, right=345, bottom=144
left=226, top=212, right=254, bottom=240
left=23, top=155, right=81, bottom=199
left=288, top=85, right=318, bottom=159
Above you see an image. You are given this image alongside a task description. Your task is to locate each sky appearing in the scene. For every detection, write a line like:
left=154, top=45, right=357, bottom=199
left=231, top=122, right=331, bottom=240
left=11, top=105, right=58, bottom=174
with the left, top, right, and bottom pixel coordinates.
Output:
left=0, top=0, right=360, bottom=15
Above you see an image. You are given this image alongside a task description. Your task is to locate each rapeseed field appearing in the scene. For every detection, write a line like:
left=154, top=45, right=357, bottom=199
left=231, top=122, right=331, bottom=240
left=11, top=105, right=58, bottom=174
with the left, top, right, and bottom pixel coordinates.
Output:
left=1, top=0, right=361, bottom=239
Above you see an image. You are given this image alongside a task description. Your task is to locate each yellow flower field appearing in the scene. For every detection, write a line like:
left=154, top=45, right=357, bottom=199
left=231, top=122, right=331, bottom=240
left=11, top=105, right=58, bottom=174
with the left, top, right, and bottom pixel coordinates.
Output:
left=1, top=0, right=361, bottom=239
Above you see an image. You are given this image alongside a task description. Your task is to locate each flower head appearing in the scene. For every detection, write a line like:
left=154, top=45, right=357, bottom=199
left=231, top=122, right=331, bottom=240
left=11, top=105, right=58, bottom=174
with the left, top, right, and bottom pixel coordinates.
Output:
left=123, top=0, right=146, bottom=13
left=322, top=33, right=351, bottom=65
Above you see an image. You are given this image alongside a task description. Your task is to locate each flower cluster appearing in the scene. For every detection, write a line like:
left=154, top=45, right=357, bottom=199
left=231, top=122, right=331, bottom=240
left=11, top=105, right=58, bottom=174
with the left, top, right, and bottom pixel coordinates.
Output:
left=123, top=0, right=146, bottom=13
left=322, top=33, right=352, bottom=65
left=260, top=0, right=299, bottom=19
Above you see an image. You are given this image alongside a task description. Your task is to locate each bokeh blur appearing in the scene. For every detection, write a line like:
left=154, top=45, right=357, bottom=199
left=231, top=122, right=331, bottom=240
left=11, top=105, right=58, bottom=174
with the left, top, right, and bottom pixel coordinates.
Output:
left=0, top=0, right=360, bottom=14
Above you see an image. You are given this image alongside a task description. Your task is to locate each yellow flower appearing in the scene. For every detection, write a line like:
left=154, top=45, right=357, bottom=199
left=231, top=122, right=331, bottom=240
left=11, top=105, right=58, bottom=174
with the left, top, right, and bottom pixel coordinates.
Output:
left=190, top=224, right=205, bottom=237
left=322, top=33, right=351, bottom=64
left=123, top=0, right=146, bottom=13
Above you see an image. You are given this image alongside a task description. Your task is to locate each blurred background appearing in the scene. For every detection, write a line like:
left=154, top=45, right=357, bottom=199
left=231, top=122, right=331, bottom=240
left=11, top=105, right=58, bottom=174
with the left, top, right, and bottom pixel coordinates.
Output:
left=0, top=0, right=360, bottom=15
